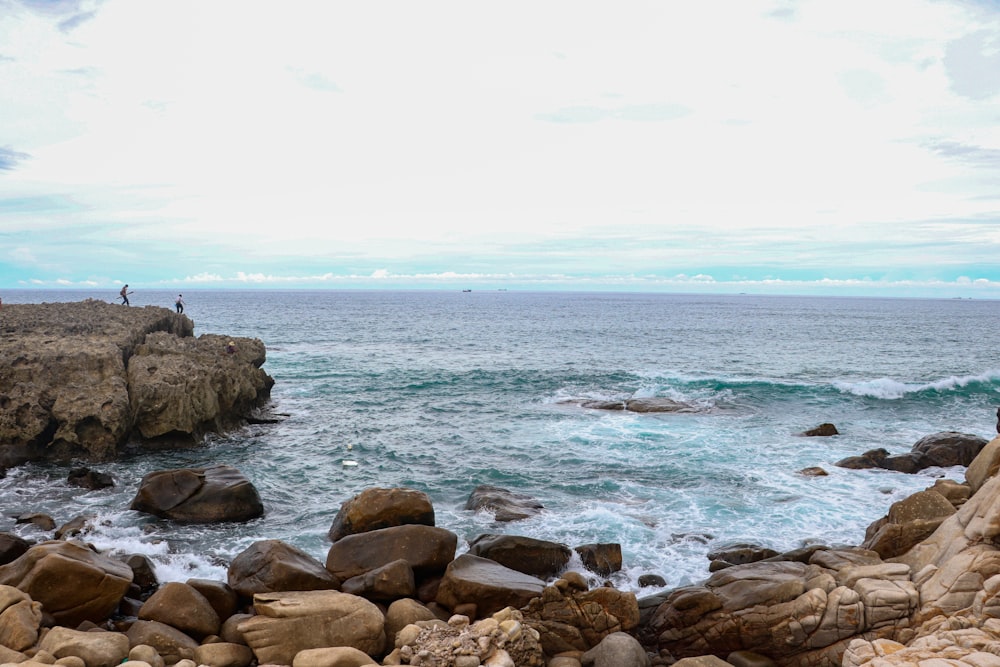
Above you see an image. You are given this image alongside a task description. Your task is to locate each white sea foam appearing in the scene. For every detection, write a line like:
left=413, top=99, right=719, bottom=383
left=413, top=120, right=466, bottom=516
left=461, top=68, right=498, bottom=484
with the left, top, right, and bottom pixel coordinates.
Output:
left=834, top=369, right=1000, bottom=399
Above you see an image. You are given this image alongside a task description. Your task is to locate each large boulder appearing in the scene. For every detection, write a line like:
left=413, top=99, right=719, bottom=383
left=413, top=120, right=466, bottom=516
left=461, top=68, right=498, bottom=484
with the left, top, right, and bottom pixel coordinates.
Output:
left=128, top=332, right=273, bottom=443
left=130, top=465, right=264, bottom=523
left=435, top=554, right=546, bottom=618
left=0, top=585, right=42, bottom=651
left=647, top=549, right=917, bottom=666
left=327, top=487, right=435, bottom=542
left=464, top=485, right=544, bottom=522
left=228, top=539, right=339, bottom=599
left=0, top=540, right=132, bottom=627
left=237, top=590, right=386, bottom=664
left=325, top=524, right=457, bottom=582
left=861, top=489, right=956, bottom=559
left=37, top=627, right=130, bottom=667
left=467, top=534, right=572, bottom=579
left=138, top=582, right=221, bottom=640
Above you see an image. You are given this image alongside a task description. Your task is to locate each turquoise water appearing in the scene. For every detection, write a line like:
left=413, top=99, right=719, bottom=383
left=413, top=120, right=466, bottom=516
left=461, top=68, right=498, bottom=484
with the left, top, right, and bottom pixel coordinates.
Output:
left=2, top=289, right=998, bottom=592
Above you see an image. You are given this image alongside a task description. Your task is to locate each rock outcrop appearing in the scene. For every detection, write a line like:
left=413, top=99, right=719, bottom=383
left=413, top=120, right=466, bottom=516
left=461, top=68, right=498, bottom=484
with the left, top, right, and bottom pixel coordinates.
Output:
left=0, top=300, right=272, bottom=465
left=835, top=432, right=988, bottom=474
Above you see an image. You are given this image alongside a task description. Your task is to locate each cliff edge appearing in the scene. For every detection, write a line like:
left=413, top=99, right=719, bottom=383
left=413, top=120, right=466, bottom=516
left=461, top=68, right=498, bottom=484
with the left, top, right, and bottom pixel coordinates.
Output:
left=0, top=299, right=273, bottom=466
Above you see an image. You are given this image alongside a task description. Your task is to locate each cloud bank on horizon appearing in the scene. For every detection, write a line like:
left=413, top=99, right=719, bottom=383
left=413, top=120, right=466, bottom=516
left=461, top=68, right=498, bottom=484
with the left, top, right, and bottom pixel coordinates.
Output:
left=1, top=0, right=999, bottom=296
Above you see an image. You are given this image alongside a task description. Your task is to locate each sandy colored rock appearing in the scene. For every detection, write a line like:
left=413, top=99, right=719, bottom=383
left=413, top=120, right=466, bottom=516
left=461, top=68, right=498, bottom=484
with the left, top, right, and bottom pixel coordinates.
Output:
left=37, top=627, right=129, bottom=667
left=327, top=487, right=435, bottom=542
left=138, top=581, right=221, bottom=640
left=238, top=590, right=385, bottom=665
left=291, top=647, right=378, bottom=667
left=0, top=541, right=132, bottom=627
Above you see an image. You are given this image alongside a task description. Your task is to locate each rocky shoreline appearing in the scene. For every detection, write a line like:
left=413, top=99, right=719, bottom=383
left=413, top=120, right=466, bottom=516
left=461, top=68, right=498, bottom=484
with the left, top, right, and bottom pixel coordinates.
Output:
left=1, top=302, right=1000, bottom=666
left=0, top=300, right=273, bottom=467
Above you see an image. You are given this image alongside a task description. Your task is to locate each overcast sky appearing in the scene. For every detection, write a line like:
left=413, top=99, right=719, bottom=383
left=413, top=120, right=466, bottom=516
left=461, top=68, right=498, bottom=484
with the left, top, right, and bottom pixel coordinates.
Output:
left=2, top=0, right=999, bottom=296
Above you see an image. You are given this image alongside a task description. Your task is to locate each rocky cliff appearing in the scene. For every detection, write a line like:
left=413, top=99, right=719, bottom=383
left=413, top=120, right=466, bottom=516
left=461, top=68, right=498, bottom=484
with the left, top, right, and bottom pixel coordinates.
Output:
left=0, top=299, right=273, bottom=466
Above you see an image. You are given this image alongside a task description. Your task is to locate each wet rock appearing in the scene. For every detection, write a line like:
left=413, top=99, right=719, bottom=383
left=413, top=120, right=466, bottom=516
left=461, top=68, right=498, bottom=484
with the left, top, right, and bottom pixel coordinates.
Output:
left=799, top=423, right=839, bottom=437
left=327, top=487, right=434, bottom=542
left=464, top=485, right=544, bottom=522
left=130, top=465, right=264, bottom=523
left=228, top=539, right=339, bottom=600
left=67, top=467, right=115, bottom=490
left=468, top=534, right=572, bottom=579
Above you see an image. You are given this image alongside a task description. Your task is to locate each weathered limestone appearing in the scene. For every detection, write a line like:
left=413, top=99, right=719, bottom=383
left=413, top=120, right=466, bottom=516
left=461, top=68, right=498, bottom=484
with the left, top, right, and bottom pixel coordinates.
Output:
left=0, top=301, right=271, bottom=465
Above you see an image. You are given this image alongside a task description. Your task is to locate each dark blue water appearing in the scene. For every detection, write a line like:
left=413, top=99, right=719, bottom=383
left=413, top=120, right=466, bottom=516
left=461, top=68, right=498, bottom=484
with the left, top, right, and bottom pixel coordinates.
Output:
left=3, top=289, right=998, bottom=590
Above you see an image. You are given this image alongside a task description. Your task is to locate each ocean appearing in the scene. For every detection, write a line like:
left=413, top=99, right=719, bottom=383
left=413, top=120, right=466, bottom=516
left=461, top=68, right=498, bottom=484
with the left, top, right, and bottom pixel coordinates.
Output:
left=2, top=289, right=998, bottom=594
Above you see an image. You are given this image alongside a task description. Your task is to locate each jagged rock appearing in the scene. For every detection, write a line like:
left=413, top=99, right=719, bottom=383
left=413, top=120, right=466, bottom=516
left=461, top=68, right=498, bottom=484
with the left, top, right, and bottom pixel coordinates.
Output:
left=237, top=590, right=386, bottom=664
left=436, top=554, right=546, bottom=619
left=138, top=582, right=221, bottom=640
left=228, top=539, right=339, bottom=600
left=327, top=487, right=435, bottom=542
left=0, top=301, right=270, bottom=465
left=464, top=485, right=544, bottom=522
left=468, top=534, right=572, bottom=579
left=523, top=577, right=639, bottom=655
left=37, top=627, right=130, bottom=667
left=325, top=524, right=457, bottom=582
left=0, top=540, right=132, bottom=627
left=130, top=464, right=264, bottom=523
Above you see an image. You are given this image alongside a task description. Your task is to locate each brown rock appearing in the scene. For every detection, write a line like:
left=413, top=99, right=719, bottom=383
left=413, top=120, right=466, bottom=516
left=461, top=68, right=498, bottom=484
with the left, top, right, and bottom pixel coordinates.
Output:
left=468, top=534, right=572, bottom=578
left=130, top=465, right=264, bottom=523
left=186, top=578, right=239, bottom=621
left=0, top=534, right=30, bottom=565
left=325, top=524, right=457, bottom=582
left=799, top=423, right=839, bottom=437
left=327, top=487, right=435, bottom=542
left=523, top=582, right=639, bottom=654
left=138, top=582, right=221, bottom=640
left=124, top=620, right=199, bottom=665
left=192, top=642, right=253, bottom=667
left=229, top=539, right=339, bottom=600
left=464, top=485, right=544, bottom=522
left=340, top=558, right=415, bottom=601
left=238, top=590, right=386, bottom=664
left=0, top=585, right=42, bottom=651
left=0, top=540, right=132, bottom=627
left=37, top=627, right=130, bottom=667
left=383, top=598, right=437, bottom=647
left=435, top=554, right=546, bottom=618
left=574, top=543, right=622, bottom=577
left=291, top=647, right=378, bottom=667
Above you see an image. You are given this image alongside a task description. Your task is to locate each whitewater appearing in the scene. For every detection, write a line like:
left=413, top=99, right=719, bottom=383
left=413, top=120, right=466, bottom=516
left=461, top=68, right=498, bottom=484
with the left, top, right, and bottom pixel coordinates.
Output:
left=2, top=289, right=998, bottom=594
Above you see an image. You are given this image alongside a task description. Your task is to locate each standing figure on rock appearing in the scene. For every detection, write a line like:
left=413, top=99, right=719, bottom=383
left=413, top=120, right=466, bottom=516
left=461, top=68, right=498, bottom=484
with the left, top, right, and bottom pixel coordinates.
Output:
left=175, top=294, right=185, bottom=313
left=119, top=285, right=131, bottom=306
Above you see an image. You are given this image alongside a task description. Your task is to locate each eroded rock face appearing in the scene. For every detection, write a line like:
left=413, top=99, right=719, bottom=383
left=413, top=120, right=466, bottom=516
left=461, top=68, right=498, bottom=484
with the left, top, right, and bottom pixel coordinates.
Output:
left=0, top=301, right=272, bottom=465
left=647, top=549, right=918, bottom=667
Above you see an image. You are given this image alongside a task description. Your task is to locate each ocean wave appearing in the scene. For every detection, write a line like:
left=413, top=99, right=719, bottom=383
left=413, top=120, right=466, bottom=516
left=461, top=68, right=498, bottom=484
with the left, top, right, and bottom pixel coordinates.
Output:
left=833, top=370, right=1000, bottom=399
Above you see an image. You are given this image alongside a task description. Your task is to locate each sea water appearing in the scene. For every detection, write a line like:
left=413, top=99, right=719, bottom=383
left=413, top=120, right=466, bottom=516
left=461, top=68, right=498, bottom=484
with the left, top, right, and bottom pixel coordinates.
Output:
left=2, top=289, right=998, bottom=593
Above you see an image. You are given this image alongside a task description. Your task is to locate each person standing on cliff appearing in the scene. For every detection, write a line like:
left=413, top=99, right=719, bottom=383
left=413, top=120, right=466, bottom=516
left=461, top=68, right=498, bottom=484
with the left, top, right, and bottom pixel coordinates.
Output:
left=119, top=285, right=131, bottom=306
left=175, top=294, right=185, bottom=313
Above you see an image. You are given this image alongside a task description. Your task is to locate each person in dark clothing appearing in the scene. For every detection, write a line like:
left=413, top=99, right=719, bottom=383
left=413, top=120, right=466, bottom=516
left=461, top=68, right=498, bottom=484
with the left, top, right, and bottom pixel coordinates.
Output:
left=119, top=285, right=131, bottom=306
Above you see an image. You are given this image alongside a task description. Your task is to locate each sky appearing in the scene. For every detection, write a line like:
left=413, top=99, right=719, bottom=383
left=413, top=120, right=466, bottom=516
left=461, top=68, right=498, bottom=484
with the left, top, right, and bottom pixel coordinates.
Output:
left=1, top=0, right=999, bottom=297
